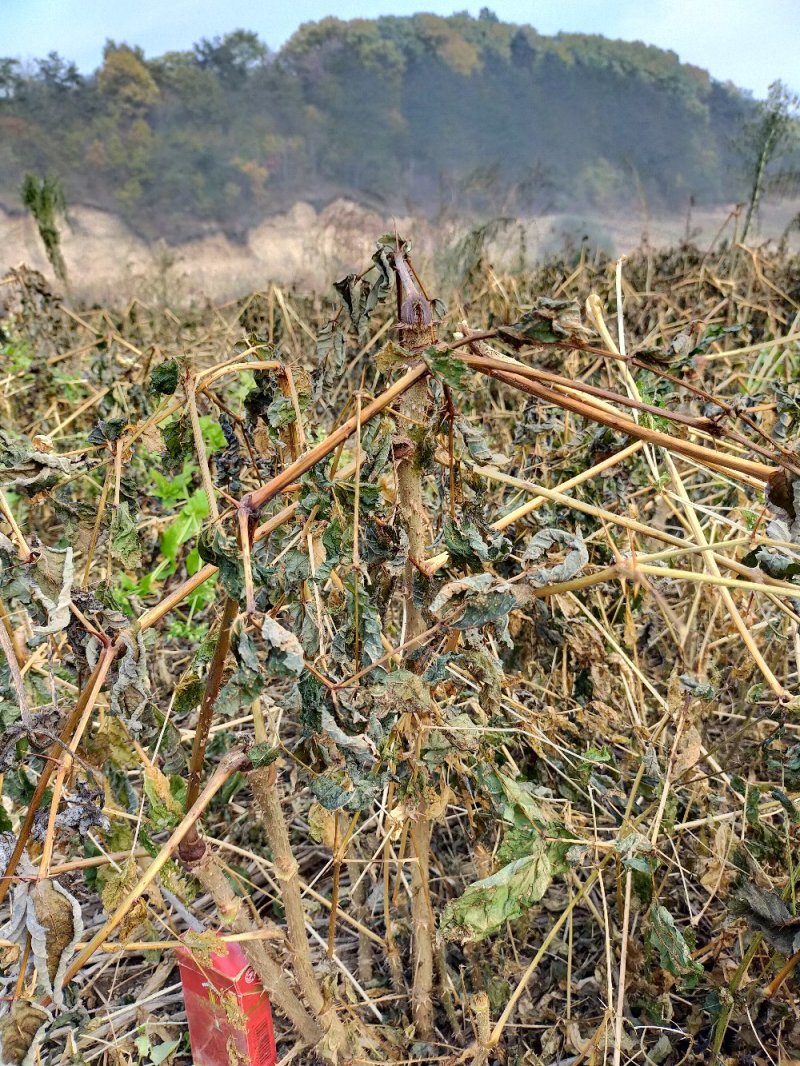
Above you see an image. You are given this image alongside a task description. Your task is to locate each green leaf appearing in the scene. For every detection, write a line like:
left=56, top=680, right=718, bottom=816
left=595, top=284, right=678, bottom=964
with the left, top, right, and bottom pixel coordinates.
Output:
left=88, top=417, right=127, bottom=445
left=159, top=489, right=209, bottom=564
left=161, top=415, right=192, bottom=473
left=439, top=840, right=552, bottom=943
left=199, top=416, right=226, bottom=454
left=149, top=1038, right=180, bottom=1065
left=150, top=464, right=194, bottom=506
left=149, top=359, right=179, bottom=395
left=503, top=298, right=586, bottom=345
left=248, top=743, right=280, bottom=769
left=261, top=615, right=305, bottom=677
left=111, top=502, right=142, bottom=570
left=648, top=905, right=702, bottom=979
left=424, top=348, right=468, bottom=388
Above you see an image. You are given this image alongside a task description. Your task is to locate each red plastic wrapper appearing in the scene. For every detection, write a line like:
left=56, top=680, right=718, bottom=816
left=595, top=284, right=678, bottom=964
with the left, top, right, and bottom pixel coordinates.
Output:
left=176, top=937, right=277, bottom=1066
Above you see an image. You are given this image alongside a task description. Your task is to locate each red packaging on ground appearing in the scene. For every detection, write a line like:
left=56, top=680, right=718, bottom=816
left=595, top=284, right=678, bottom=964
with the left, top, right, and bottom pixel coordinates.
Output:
left=176, top=937, right=277, bottom=1066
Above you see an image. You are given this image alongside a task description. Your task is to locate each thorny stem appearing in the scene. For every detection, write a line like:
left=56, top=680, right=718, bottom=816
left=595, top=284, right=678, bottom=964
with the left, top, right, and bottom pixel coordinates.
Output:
left=248, top=762, right=325, bottom=1015
left=396, top=381, right=430, bottom=648
left=381, top=242, right=442, bottom=1039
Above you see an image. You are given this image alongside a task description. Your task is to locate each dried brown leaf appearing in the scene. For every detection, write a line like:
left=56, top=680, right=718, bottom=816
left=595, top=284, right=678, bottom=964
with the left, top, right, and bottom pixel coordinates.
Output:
left=0, top=871, right=82, bottom=1008
left=0, top=1001, right=51, bottom=1066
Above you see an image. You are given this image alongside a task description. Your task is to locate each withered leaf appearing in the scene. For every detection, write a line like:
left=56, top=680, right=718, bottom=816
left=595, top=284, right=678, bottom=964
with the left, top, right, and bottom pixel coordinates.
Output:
left=0, top=869, right=83, bottom=1008
left=261, top=615, right=304, bottom=677
left=0, top=1001, right=51, bottom=1066
left=647, top=905, right=702, bottom=979
left=439, top=840, right=552, bottom=943
left=110, top=502, right=142, bottom=570
left=29, top=880, right=82, bottom=999
left=100, top=858, right=148, bottom=942
left=731, top=881, right=800, bottom=956
left=521, top=528, right=588, bottom=588
left=501, top=297, right=589, bottom=346
left=31, top=544, right=74, bottom=636
left=0, top=430, right=78, bottom=497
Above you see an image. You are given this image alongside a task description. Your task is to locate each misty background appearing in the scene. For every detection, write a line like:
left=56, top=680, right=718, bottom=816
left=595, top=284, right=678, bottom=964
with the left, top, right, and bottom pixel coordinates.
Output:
left=2, top=5, right=799, bottom=296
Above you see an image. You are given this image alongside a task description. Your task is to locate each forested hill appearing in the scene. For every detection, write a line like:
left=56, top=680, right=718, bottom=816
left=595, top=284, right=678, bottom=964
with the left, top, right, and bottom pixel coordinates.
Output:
left=0, top=12, right=755, bottom=240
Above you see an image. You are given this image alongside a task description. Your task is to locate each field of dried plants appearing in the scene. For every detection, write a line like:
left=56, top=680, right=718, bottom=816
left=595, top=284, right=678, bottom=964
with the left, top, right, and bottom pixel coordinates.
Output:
left=2, top=234, right=800, bottom=1066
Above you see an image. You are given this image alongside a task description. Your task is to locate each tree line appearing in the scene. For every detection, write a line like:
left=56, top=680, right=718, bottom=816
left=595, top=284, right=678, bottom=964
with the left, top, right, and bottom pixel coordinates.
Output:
left=0, top=12, right=789, bottom=240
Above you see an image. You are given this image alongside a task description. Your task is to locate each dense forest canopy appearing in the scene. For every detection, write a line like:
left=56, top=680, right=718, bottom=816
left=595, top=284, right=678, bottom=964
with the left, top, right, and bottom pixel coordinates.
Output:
left=0, top=11, right=760, bottom=240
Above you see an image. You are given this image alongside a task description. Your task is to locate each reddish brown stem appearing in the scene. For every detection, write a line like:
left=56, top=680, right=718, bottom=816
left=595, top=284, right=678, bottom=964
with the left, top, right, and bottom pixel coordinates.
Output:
left=179, top=595, right=239, bottom=862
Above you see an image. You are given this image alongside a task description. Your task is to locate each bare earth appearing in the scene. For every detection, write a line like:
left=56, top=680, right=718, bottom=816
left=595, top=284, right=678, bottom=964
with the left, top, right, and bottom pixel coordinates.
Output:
left=2, top=197, right=798, bottom=304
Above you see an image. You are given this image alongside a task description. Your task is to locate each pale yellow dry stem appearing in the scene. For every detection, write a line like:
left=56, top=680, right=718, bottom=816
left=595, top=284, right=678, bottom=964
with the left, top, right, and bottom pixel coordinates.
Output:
left=214, top=836, right=386, bottom=947
left=465, top=349, right=774, bottom=482
left=186, top=375, right=220, bottom=524
left=62, top=751, right=247, bottom=985
left=612, top=870, right=633, bottom=1066
left=50, top=386, right=111, bottom=439
left=591, top=286, right=789, bottom=700
left=0, top=489, right=30, bottom=558
left=665, top=452, right=789, bottom=700
left=489, top=858, right=610, bottom=1046
left=37, top=650, right=116, bottom=877
left=73, top=930, right=283, bottom=952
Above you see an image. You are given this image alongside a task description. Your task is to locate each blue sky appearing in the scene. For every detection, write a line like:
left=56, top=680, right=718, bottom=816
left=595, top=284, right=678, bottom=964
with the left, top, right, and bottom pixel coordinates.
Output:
left=5, top=0, right=799, bottom=98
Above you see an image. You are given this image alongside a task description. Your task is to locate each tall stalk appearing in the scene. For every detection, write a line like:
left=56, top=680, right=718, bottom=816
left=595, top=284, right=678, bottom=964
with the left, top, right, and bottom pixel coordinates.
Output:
left=391, top=240, right=438, bottom=1039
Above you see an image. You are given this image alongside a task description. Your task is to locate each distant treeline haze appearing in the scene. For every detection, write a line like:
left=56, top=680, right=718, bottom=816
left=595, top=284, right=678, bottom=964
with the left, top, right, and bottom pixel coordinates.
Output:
left=0, top=12, right=764, bottom=239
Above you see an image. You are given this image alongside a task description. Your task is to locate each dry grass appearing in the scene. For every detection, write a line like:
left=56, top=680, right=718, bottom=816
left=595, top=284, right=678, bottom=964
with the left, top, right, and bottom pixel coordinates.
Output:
left=1, top=235, right=800, bottom=1065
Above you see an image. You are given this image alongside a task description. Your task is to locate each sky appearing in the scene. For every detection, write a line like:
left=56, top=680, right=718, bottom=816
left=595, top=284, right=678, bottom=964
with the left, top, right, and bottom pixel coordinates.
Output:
left=4, top=0, right=799, bottom=99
